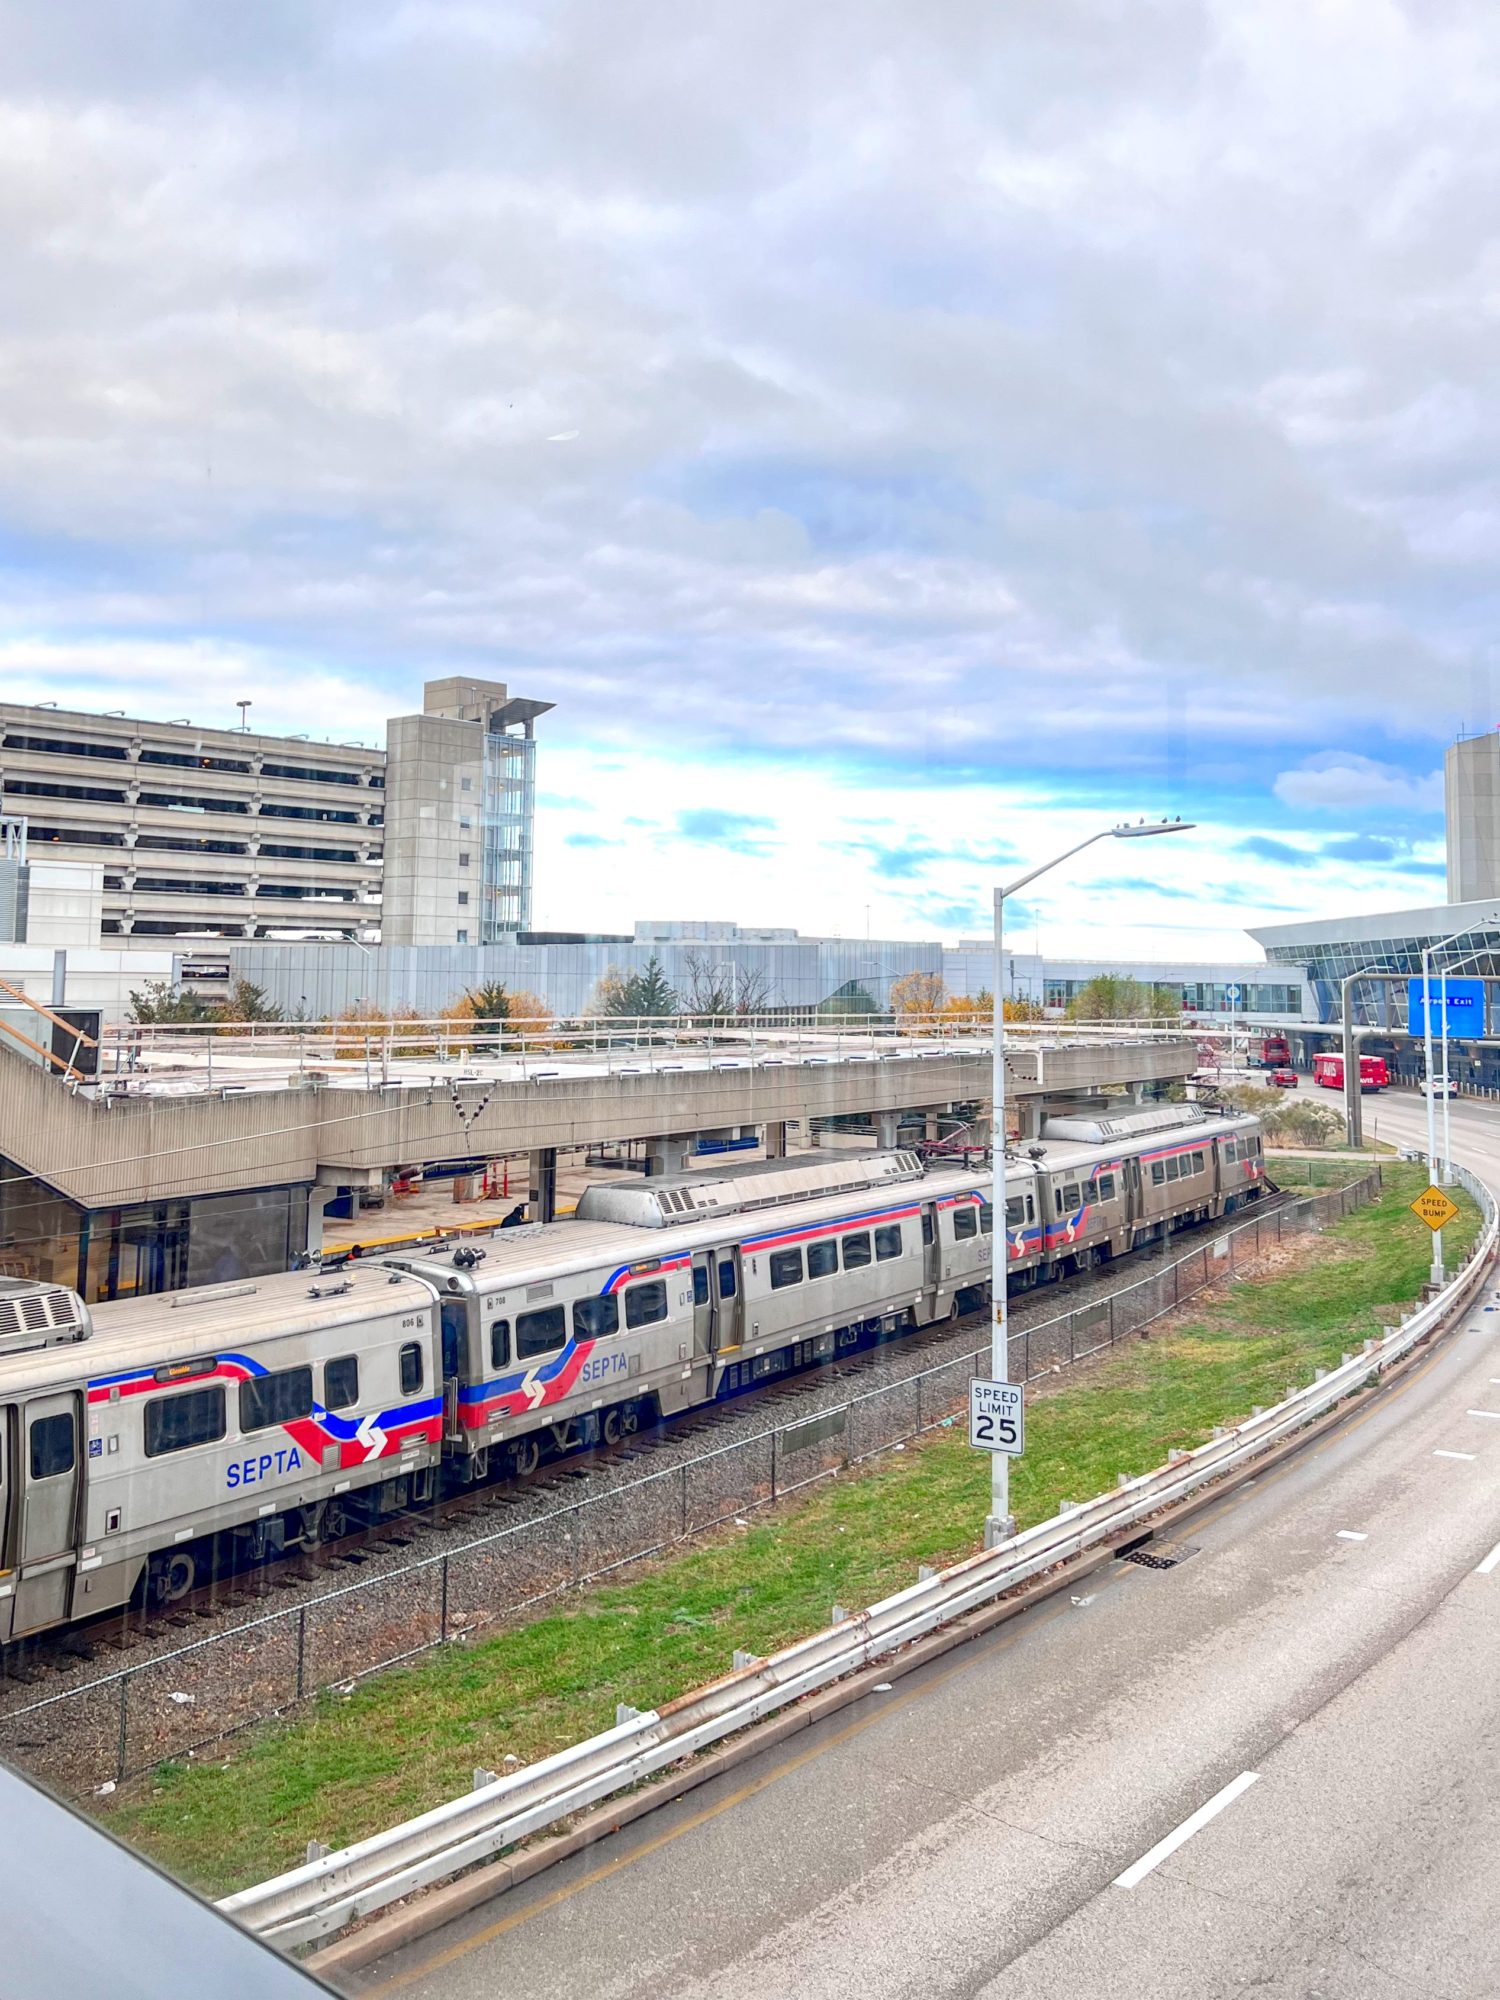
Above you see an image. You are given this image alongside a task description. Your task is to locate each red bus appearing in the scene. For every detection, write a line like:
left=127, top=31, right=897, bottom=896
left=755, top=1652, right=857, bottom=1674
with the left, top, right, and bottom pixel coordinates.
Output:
left=1253, top=1034, right=1291, bottom=1068
left=1312, top=1052, right=1389, bottom=1092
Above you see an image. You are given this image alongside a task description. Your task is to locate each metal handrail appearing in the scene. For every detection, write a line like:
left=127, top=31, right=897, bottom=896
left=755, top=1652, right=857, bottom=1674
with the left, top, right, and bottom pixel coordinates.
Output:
left=221, top=1158, right=1496, bottom=1949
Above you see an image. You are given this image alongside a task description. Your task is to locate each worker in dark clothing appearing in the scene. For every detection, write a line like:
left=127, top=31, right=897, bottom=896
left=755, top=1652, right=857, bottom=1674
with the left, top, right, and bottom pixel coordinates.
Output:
left=500, top=1203, right=528, bottom=1228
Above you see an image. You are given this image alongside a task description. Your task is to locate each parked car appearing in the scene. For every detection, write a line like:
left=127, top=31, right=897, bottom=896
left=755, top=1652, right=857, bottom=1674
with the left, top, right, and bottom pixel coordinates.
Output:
left=1270, top=1068, right=1299, bottom=1088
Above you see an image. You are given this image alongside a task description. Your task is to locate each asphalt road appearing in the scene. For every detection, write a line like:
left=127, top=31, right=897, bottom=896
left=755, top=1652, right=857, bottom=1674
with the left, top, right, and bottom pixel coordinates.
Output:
left=354, top=1104, right=1500, bottom=2000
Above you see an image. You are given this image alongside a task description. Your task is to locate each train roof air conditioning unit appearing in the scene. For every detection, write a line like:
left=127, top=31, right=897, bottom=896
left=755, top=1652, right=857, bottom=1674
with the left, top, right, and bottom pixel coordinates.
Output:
left=0, top=1279, right=93, bottom=1353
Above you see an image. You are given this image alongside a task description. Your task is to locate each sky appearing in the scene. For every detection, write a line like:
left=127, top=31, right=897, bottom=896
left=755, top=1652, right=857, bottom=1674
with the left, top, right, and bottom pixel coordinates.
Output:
left=0, top=0, right=1493, bottom=958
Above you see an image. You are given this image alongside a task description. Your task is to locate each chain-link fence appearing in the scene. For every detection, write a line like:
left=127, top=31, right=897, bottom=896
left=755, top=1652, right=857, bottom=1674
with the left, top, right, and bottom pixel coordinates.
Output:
left=0, top=1172, right=1381, bottom=1796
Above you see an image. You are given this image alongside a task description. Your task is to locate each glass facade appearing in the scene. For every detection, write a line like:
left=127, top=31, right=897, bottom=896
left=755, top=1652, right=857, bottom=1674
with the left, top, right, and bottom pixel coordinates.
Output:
left=0, top=1160, right=308, bottom=1302
left=480, top=724, right=536, bottom=941
left=1263, top=927, right=1500, bottom=1026
left=1039, top=976, right=1304, bottom=1013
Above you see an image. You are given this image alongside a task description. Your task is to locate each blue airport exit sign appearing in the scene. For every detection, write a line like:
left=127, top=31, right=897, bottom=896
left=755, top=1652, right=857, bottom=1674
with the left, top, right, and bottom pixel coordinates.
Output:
left=1408, top=976, right=1486, bottom=1038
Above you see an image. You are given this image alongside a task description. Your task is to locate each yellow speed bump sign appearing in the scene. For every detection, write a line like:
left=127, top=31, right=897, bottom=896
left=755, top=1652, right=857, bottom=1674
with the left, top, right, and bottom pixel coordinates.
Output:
left=1410, top=1185, right=1460, bottom=1231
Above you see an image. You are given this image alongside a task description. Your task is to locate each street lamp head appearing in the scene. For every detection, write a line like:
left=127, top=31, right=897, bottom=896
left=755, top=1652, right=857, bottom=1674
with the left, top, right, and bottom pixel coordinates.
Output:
left=1111, top=818, right=1196, bottom=840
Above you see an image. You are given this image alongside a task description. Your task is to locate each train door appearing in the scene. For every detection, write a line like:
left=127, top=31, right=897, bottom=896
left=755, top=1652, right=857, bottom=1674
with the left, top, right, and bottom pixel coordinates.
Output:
left=713, top=1249, right=744, bottom=1351
left=921, top=1204, right=940, bottom=1291
left=12, top=1392, right=81, bottom=1637
left=691, top=1252, right=715, bottom=1356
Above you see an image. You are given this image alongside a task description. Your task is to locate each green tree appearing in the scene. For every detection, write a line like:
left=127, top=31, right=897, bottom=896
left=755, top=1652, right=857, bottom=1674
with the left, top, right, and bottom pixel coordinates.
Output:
left=1065, top=975, right=1179, bottom=1022
left=128, top=979, right=218, bottom=1025
left=465, top=982, right=511, bottom=1035
left=216, top=977, right=283, bottom=1023
left=627, top=954, right=679, bottom=1018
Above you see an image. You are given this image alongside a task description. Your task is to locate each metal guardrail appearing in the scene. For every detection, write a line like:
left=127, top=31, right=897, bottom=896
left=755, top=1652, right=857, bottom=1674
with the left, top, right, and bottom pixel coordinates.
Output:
left=220, top=1158, right=1496, bottom=1950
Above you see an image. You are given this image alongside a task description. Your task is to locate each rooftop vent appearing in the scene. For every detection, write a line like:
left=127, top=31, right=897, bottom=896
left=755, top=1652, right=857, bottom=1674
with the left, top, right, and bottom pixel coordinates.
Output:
left=0, top=1278, right=92, bottom=1353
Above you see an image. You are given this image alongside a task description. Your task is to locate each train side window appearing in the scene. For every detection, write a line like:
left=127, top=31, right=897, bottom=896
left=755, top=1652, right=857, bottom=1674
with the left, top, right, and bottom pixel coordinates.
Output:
left=769, top=1249, right=804, bottom=1290
left=1062, top=1182, right=1081, bottom=1211
left=240, top=1366, right=313, bottom=1434
left=1026, top=1194, right=1035, bottom=1221
left=144, top=1385, right=225, bottom=1458
left=875, top=1224, right=902, bottom=1261
left=1165, top=1156, right=1180, bottom=1182
left=953, top=1207, right=978, bottom=1241
left=979, top=1205, right=993, bottom=1235
left=29, top=1412, right=74, bottom=1480
left=692, top=1266, right=710, bottom=1307
left=1097, top=1173, right=1116, bottom=1201
left=399, top=1342, right=425, bottom=1395
left=807, top=1241, right=838, bottom=1278
left=921, top=1212, right=935, bottom=1247
left=1193, top=1150, right=1206, bottom=1173
left=491, top=1319, right=511, bottom=1369
left=625, top=1280, right=669, bottom=1328
left=1084, top=1178, right=1100, bottom=1204
left=574, top=1295, right=620, bottom=1340
left=439, top=1300, right=467, bottom=1378
left=516, top=1306, right=565, bottom=1359
left=1151, top=1161, right=1166, bottom=1185
left=717, top=1259, right=737, bottom=1298
left=1005, top=1196, right=1025, bottom=1227
left=842, top=1232, right=872, bottom=1270
left=323, top=1356, right=359, bottom=1411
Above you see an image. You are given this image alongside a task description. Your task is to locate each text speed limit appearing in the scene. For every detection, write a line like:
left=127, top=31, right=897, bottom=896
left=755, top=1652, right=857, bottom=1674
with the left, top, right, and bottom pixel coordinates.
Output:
left=969, top=1378, right=1024, bottom=1456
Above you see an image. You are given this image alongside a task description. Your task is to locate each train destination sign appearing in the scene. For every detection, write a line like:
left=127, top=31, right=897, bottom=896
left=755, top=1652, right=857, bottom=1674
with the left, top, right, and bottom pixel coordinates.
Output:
left=1410, top=1185, right=1460, bottom=1232
left=969, top=1378, right=1024, bottom=1456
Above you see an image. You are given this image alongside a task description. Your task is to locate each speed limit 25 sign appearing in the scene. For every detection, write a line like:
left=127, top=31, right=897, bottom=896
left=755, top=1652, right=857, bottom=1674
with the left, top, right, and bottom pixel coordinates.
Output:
left=969, top=1378, right=1024, bottom=1456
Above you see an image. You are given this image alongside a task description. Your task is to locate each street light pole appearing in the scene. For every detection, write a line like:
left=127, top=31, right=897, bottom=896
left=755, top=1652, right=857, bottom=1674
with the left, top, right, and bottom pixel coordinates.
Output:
left=986, top=817, right=1193, bottom=1549
left=1415, top=919, right=1498, bottom=1282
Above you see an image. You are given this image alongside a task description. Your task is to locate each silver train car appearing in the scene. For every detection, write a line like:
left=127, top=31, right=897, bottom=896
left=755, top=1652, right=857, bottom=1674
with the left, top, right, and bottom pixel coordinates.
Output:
left=0, top=1103, right=1261, bottom=1639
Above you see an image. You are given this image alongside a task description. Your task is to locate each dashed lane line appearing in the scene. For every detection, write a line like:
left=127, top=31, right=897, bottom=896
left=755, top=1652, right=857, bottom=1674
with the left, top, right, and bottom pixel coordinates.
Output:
left=1112, top=1772, right=1261, bottom=1889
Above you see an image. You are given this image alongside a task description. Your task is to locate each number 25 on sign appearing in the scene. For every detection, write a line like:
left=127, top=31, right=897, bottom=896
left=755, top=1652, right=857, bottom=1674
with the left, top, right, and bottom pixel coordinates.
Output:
left=1410, top=1185, right=1459, bottom=1231
left=970, top=1378, right=1024, bottom=1456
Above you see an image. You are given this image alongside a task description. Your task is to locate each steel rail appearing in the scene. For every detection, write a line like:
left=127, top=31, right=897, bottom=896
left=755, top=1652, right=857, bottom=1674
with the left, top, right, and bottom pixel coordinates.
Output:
left=221, top=1159, right=1496, bottom=1950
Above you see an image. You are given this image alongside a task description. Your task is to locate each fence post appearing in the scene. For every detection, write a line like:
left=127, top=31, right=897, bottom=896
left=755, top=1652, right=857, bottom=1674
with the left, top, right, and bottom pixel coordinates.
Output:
left=771, top=1425, right=779, bottom=1502
left=1109, top=1293, right=1116, bottom=1347
left=680, top=1465, right=688, bottom=1542
left=117, top=1673, right=129, bottom=1784
left=439, top=1554, right=450, bottom=1642
left=915, top=1369, right=923, bottom=1435
left=296, top=1607, right=307, bottom=1699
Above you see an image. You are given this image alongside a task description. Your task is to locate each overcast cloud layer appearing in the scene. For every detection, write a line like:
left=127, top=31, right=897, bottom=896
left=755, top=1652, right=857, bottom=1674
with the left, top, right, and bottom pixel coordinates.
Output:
left=0, top=0, right=1490, bottom=951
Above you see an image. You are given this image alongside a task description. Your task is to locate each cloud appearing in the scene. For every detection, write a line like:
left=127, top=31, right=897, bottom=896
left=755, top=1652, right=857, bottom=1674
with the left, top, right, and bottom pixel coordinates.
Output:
left=675, top=808, right=776, bottom=852
left=1320, top=833, right=1398, bottom=862
left=563, top=830, right=615, bottom=848
left=1273, top=754, right=1443, bottom=816
left=1236, top=835, right=1318, bottom=868
left=0, top=0, right=1497, bottom=800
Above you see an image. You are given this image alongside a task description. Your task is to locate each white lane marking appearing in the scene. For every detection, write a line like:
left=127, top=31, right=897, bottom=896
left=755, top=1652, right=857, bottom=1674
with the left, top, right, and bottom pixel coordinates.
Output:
left=1467, top=1410, right=1500, bottom=1420
left=1477, top=1541, right=1500, bottom=1576
left=1113, top=1772, right=1260, bottom=1889
left=1336, top=1530, right=1368, bottom=1541
left=1435, top=1450, right=1478, bottom=1461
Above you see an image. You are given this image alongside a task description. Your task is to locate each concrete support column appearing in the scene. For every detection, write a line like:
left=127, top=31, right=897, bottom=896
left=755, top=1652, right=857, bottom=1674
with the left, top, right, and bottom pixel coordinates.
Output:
left=763, top=1120, right=787, bottom=1159
left=644, top=1135, right=692, bottom=1178
left=924, top=1110, right=940, bottom=1143
left=305, top=1184, right=338, bottom=1261
left=875, top=1111, right=901, bottom=1150
left=529, top=1145, right=558, bottom=1222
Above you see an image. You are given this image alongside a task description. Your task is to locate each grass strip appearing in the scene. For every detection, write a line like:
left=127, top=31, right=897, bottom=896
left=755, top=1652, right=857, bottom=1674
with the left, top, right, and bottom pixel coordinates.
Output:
left=102, top=1163, right=1474, bottom=1898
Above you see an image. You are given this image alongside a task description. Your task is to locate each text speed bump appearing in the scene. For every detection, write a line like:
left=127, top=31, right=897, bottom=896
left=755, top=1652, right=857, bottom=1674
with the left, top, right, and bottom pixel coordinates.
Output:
left=970, top=1378, right=1024, bottom=1456
left=1410, top=1185, right=1460, bottom=1232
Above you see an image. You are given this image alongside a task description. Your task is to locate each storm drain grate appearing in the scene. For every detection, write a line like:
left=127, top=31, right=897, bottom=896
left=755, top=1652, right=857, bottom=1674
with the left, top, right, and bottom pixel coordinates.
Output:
left=1118, top=1540, right=1202, bottom=1571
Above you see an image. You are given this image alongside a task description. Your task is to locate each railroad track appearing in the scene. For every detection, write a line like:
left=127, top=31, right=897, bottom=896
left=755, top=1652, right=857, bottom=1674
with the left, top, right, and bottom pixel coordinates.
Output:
left=0, top=1190, right=1305, bottom=1689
